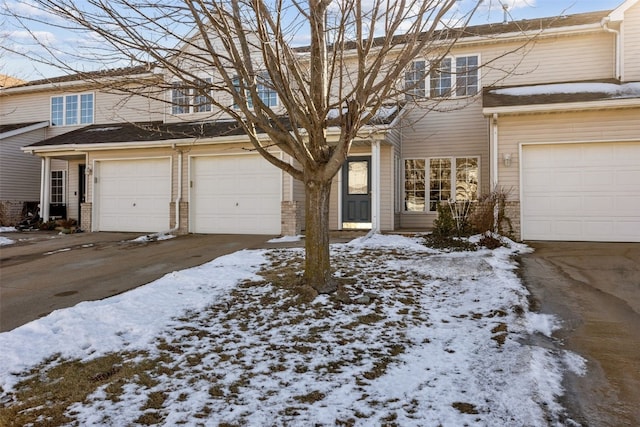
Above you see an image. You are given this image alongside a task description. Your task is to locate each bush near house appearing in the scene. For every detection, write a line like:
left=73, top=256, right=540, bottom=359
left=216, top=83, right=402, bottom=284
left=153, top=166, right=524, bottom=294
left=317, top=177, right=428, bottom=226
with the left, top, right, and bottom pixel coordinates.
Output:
left=432, top=188, right=514, bottom=249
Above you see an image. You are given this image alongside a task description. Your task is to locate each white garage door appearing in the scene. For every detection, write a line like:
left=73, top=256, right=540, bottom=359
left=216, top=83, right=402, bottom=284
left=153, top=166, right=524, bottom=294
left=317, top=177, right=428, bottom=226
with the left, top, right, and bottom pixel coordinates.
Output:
left=190, top=155, right=281, bottom=234
left=522, top=142, right=640, bottom=242
left=96, top=158, right=171, bottom=232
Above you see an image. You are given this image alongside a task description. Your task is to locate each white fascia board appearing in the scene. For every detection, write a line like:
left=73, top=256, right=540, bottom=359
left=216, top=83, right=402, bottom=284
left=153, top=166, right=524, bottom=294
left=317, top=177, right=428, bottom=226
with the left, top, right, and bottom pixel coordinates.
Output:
left=20, top=133, right=272, bottom=154
left=482, top=97, right=640, bottom=115
left=0, top=121, right=49, bottom=140
left=609, top=0, right=639, bottom=21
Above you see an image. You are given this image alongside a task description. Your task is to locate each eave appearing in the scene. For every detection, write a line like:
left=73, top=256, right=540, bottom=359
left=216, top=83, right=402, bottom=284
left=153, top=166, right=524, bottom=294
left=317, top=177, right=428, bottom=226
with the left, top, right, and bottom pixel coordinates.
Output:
left=482, top=97, right=640, bottom=115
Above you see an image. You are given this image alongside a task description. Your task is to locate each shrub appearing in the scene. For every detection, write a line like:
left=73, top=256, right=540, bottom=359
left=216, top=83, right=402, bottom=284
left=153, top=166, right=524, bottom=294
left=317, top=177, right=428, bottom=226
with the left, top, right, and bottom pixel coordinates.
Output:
left=469, top=187, right=514, bottom=237
left=433, top=201, right=473, bottom=237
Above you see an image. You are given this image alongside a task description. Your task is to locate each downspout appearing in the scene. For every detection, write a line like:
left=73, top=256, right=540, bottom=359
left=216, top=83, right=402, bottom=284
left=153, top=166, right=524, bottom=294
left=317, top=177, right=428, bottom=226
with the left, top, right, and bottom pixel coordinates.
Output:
left=39, top=157, right=46, bottom=221
left=491, top=113, right=499, bottom=191
left=601, top=17, right=621, bottom=80
left=42, top=157, right=51, bottom=221
left=371, top=139, right=381, bottom=233
left=172, top=148, right=183, bottom=232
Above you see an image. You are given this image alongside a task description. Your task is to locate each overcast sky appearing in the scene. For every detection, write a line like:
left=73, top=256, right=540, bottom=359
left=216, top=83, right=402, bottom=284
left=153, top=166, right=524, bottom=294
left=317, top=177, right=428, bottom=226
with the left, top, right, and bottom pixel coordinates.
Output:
left=1, top=0, right=625, bottom=81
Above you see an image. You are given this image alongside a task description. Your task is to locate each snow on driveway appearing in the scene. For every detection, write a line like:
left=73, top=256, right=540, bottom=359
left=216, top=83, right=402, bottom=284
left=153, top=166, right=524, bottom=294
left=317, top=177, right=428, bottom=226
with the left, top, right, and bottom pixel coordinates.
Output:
left=0, top=234, right=585, bottom=426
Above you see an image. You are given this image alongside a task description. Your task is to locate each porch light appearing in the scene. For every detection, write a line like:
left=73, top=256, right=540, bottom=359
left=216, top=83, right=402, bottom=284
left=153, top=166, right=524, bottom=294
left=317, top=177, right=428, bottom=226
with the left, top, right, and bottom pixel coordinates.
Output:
left=503, top=153, right=512, bottom=167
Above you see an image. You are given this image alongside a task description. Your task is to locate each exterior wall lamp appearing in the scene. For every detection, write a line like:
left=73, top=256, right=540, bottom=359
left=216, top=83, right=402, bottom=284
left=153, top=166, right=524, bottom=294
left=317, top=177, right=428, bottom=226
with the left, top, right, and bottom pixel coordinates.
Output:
left=503, top=153, right=512, bottom=167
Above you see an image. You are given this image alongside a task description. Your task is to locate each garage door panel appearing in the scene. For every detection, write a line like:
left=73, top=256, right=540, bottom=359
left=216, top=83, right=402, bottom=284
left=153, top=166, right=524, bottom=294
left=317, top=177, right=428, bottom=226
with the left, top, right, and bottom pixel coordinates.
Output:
left=191, top=155, right=281, bottom=234
left=522, top=142, right=640, bottom=242
left=97, top=159, right=170, bottom=232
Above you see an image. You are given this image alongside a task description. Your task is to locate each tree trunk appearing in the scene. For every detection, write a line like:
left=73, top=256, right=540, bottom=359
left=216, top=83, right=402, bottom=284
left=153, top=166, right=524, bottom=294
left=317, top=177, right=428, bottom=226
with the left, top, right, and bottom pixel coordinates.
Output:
left=304, top=176, right=336, bottom=294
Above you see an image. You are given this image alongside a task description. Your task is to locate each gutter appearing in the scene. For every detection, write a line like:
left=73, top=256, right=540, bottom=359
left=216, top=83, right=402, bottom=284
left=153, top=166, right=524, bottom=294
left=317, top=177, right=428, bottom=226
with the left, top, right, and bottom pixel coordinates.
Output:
left=601, top=17, right=621, bottom=80
left=482, top=97, right=640, bottom=115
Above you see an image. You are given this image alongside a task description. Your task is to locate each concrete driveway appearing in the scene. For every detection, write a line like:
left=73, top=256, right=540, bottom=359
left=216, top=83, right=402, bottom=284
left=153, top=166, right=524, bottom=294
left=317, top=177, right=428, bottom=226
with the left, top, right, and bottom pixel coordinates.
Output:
left=520, top=242, right=640, bottom=427
left=0, top=231, right=275, bottom=332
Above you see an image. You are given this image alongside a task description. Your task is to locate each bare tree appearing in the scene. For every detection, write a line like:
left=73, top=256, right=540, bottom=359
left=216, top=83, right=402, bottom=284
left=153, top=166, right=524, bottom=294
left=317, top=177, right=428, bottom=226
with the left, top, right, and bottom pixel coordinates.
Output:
left=4, top=0, right=494, bottom=294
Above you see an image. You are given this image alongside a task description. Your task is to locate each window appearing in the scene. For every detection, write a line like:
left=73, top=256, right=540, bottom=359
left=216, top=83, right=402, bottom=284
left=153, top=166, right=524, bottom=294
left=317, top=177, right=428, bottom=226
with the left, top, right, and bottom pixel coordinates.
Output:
left=233, top=73, right=278, bottom=109
left=256, top=74, right=278, bottom=107
left=430, top=58, right=452, bottom=98
left=50, top=170, right=65, bottom=204
left=405, top=55, right=479, bottom=100
left=171, top=78, right=213, bottom=114
left=51, top=93, right=94, bottom=126
left=80, top=94, right=94, bottom=124
left=405, top=61, right=426, bottom=99
left=404, top=159, right=426, bottom=212
left=404, top=157, right=478, bottom=212
left=455, top=56, right=479, bottom=96
left=193, top=78, right=212, bottom=113
left=171, top=83, right=190, bottom=115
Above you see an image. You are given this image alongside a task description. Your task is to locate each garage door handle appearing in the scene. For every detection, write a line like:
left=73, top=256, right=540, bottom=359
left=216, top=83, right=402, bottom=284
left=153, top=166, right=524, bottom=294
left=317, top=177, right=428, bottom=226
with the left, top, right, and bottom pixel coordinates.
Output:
left=133, top=203, right=136, bottom=207
left=235, top=202, right=239, bottom=206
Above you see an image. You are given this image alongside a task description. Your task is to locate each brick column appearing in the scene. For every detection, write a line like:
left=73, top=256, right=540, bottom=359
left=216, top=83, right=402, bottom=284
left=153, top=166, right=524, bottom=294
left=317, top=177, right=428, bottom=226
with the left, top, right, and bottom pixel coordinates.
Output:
left=281, top=201, right=302, bottom=236
left=80, top=203, right=92, bottom=231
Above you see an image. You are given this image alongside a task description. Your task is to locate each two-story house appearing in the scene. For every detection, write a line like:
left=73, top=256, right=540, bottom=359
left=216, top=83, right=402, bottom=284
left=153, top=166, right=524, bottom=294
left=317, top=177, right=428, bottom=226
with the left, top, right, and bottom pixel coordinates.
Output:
left=1, top=0, right=638, bottom=242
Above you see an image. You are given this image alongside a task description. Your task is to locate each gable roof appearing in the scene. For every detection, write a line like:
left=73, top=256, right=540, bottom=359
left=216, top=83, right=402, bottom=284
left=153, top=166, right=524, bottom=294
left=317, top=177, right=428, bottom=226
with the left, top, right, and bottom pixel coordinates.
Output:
left=8, top=9, right=612, bottom=91
left=609, top=0, right=639, bottom=21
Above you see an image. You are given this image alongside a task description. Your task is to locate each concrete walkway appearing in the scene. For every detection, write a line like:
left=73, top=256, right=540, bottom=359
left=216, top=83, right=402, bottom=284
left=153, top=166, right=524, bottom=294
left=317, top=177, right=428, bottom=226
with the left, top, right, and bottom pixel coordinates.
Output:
left=520, top=242, right=640, bottom=427
left=0, top=231, right=274, bottom=332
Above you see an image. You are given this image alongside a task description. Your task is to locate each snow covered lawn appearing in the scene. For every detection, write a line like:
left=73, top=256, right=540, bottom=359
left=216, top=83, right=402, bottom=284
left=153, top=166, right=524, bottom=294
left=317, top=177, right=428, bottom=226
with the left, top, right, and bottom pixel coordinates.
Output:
left=0, top=234, right=584, bottom=426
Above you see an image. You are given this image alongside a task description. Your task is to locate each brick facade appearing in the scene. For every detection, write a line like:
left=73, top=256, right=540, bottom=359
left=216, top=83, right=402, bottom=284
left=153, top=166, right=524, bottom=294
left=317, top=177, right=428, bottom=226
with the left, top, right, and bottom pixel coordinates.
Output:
left=281, top=201, right=302, bottom=236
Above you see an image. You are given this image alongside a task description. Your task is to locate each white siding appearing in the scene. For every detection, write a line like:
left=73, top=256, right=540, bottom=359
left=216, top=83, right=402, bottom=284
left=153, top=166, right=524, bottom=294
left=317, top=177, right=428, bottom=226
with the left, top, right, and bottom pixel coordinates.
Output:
left=0, top=85, right=163, bottom=129
left=496, top=108, right=640, bottom=202
left=0, top=129, right=44, bottom=200
left=477, top=31, right=616, bottom=87
left=622, top=3, right=640, bottom=80
left=399, top=100, right=489, bottom=229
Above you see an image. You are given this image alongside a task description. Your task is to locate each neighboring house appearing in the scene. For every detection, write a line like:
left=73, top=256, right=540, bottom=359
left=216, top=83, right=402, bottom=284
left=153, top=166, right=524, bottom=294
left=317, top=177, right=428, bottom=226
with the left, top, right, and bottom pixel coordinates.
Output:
left=1, top=0, right=638, bottom=242
left=0, top=74, right=39, bottom=224
left=0, top=122, right=47, bottom=224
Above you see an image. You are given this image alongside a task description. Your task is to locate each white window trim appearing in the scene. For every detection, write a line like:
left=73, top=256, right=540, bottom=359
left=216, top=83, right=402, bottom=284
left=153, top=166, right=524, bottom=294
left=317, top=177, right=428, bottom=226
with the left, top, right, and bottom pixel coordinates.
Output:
left=233, top=73, right=279, bottom=110
left=50, top=170, right=66, bottom=204
left=171, top=77, right=213, bottom=115
left=50, top=92, right=95, bottom=127
left=403, top=156, right=480, bottom=213
left=407, top=53, right=481, bottom=100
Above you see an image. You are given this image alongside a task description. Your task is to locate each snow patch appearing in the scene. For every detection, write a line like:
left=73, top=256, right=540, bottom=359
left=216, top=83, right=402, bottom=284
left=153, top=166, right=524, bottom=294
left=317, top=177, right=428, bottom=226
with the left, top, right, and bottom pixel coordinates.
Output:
left=526, top=312, right=560, bottom=337
left=0, top=226, right=18, bottom=232
left=0, top=236, right=15, bottom=246
left=268, top=235, right=303, bottom=243
left=492, top=82, right=640, bottom=98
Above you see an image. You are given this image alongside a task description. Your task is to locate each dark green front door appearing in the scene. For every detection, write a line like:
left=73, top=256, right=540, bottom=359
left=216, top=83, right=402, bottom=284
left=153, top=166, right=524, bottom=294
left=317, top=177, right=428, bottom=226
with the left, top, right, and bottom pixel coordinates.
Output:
left=342, top=156, right=371, bottom=227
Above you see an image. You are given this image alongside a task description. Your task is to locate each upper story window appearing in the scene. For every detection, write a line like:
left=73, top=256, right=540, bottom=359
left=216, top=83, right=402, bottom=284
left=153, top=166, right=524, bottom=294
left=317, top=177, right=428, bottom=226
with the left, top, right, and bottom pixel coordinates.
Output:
left=51, top=93, right=94, bottom=126
left=233, top=73, right=278, bottom=109
left=405, top=55, right=479, bottom=100
left=171, top=78, right=212, bottom=115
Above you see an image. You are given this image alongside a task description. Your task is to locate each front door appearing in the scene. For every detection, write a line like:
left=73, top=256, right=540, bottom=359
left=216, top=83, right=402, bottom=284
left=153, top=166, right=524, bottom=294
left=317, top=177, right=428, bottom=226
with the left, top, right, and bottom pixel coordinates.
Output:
left=342, top=156, right=372, bottom=229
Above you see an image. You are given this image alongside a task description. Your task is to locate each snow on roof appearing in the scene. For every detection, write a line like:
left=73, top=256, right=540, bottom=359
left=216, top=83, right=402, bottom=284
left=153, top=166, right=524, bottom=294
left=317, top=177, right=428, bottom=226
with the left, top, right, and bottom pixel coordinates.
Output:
left=491, top=82, right=640, bottom=98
